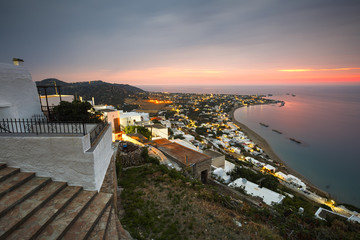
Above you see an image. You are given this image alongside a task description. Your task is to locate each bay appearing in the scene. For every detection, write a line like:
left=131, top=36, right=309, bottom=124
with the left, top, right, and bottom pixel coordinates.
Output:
left=139, top=84, right=360, bottom=207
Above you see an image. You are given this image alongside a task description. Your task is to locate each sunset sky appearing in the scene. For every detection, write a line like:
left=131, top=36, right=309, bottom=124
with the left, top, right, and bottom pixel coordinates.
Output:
left=1, top=0, right=360, bottom=85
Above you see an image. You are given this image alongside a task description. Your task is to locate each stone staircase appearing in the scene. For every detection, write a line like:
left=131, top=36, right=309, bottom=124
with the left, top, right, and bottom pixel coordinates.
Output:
left=0, top=163, right=131, bottom=240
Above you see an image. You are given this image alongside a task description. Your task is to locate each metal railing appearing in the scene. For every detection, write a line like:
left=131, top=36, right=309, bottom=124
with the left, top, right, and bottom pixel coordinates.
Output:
left=0, top=118, right=87, bottom=135
left=1, top=118, right=109, bottom=147
left=89, top=120, right=109, bottom=146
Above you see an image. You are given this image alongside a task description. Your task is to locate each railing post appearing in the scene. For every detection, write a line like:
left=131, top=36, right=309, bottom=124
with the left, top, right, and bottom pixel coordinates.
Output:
left=83, top=122, right=86, bottom=135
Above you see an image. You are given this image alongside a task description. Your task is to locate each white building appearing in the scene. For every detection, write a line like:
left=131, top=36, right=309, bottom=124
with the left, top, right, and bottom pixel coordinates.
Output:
left=0, top=63, right=43, bottom=119
left=120, top=111, right=149, bottom=127
left=263, top=164, right=277, bottom=173
left=212, top=167, right=231, bottom=184
left=0, top=62, right=113, bottom=191
left=229, top=178, right=285, bottom=205
left=286, top=174, right=307, bottom=189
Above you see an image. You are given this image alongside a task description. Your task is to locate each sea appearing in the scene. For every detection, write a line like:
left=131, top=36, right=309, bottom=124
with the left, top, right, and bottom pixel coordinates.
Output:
left=138, top=84, right=360, bottom=207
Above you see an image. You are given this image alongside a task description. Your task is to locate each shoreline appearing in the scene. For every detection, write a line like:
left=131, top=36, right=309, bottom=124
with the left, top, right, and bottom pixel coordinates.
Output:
left=230, top=106, right=330, bottom=198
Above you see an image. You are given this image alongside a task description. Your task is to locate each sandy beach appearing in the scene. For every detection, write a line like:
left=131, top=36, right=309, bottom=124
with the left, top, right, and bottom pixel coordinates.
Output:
left=230, top=107, right=330, bottom=198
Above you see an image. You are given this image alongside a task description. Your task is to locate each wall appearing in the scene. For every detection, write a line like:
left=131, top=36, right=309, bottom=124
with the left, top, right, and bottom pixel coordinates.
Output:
left=150, top=127, right=168, bottom=139
left=193, top=159, right=212, bottom=180
left=0, top=125, right=113, bottom=191
left=0, top=63, right=43, bottom=119
left=90, top=125, right=114, bottom=190
left=211, top=155, right=225, bottom=168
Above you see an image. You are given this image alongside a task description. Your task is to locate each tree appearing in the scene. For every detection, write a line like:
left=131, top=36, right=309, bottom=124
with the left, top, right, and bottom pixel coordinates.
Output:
left=124, top=126, right=152, bottom=140
left=52, top=100, right=102, bottom=122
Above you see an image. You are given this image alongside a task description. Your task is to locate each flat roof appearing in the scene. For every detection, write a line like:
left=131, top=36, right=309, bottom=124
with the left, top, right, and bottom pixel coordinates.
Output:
left=229, top=178, right=285, bottom=206
left=203, top=149, right=223, bottom=158
left=152, top=138, right=211, bottom=166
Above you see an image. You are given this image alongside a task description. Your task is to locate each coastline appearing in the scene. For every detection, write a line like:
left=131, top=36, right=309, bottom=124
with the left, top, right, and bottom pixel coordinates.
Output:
left=230, top=107, right=330, bottom=198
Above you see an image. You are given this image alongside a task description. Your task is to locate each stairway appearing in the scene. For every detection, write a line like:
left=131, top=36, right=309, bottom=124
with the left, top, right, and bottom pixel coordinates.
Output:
left=0, top=163, right=131, bottom=240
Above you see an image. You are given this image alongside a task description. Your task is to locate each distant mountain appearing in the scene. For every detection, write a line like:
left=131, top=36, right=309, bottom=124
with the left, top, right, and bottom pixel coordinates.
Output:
left=36, top=79, right=145, bottom=106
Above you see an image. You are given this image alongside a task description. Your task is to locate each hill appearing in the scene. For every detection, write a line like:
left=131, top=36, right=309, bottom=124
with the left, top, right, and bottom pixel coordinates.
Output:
left=36, top=78, right=145, bottom=106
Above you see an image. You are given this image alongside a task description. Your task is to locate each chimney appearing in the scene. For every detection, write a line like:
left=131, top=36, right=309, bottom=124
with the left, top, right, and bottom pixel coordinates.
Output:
left=13, top=58, right=24, bottom=66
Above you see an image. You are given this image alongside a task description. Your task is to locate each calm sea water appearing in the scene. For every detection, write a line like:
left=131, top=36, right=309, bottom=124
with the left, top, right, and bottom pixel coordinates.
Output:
left=139, top=84, right=360, bottom=207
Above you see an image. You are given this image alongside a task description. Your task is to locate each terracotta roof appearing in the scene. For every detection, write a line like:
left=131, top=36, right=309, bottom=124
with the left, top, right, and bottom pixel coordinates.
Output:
left=152, top=139, right=211, bottom=165
left=152, top=138, right=172, bottom=146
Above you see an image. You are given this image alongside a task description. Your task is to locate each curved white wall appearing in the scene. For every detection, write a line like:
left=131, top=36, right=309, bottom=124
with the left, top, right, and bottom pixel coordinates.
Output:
left=0, top=63, right=42, bottom=119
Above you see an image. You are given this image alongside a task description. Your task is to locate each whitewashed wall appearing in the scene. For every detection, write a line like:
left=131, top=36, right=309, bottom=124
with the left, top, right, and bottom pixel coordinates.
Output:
left=0, top=126, right=113, bottom=191
left=0, top=63, right=43, bottom=119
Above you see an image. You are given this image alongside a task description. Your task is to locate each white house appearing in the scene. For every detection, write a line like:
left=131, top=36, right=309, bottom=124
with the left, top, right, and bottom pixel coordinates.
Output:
left=229, top=178, right=285, bottom=206
left=0, top=63, right=43, bottom=119
left=0, top=62, right=113, bottom=191
left=119, top=111, right=149, bottom=127
left=263, top=164, right=277, bottom=173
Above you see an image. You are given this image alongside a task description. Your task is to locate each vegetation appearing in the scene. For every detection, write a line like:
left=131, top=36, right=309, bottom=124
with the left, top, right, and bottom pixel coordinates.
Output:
left=119, top=163, right=360, bottom=239
left=141, top=148, right=160, bottom=165
left=36, top=78, right=144, bottom=106
left=118, top=164, right=246, bottom=240
left=195, top=127, right=207, bottom=136
left=229, top=166, right=279, bottom=191
left=124, top=126, right=152, bottom=140
left=52, top=100, right=102, bottom=122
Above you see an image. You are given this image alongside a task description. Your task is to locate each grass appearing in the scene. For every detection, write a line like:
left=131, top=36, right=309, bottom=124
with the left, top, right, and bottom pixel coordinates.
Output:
left=118, top=163, right=360, bottom=240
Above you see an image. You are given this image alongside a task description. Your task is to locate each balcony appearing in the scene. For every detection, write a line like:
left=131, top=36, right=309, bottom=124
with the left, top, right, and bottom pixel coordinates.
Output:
left=0, top=118, right=113, bottom=191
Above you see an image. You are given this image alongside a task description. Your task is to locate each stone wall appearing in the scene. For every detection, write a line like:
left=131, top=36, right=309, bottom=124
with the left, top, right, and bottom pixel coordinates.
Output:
left=100, top=154, right=118, bottom=211
left=117, top=143, right=145, bottom=168
left=193, top=159, right=212, bottom=181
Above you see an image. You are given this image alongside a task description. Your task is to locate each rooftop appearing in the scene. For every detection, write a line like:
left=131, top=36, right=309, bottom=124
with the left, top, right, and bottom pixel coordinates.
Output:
left=229, top=178, right=285, bottom=206
left=152, top=138, right=211, bottom=166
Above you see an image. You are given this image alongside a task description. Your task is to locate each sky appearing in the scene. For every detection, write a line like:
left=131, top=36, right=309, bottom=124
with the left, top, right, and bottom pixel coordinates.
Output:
left=1, top=0, right=360, bottom=85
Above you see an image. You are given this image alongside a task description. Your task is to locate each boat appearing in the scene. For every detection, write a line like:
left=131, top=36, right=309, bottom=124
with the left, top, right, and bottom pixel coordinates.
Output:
left=259, top=123, right=269, bottom=127
left=272, top=129, right=282, bottom=134
left=289, top=138, right=301, bottom=144
left=292, top=94, right=296, bottom=97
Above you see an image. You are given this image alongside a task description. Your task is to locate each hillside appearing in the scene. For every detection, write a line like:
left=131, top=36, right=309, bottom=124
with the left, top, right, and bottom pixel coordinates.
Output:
left=36, top=78, right=145, bottom=106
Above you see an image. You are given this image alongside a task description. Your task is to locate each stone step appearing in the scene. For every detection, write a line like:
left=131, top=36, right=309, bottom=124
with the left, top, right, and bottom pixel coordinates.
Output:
left=0, top=167, right=19, bottom=183
left=62, top=193, right=113, bottom=240
left=105, top=207, right=119, bottom=240
left=0, top=172, right=35, bottom=198
left=36, top=190, right=97, bottom=240
left=0, top=181, right=66, bottom=239
left=0, top=177, right=50, bottom=218
left=0, top=164, right=6, bottom=170
left=88, top=204, right=112, bottom=240
left=6, top=185, right=82, bottom=240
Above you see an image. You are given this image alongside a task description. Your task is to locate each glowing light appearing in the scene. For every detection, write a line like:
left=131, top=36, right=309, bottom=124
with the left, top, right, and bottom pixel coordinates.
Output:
left=278, top=67, right=360, bottom=72
left=147, top=99, right=172, bottom=104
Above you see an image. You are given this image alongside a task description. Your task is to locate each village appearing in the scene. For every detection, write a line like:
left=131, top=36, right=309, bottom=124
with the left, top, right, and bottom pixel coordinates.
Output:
left=1, top=61, right=359, bottom=239
left=96, top=91, right=360, bottom=223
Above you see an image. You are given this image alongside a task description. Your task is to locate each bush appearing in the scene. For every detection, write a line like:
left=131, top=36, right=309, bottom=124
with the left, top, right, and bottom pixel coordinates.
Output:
left=125, top=126, right=152, bottom=140
left=141, top=148, right=160, bottom=165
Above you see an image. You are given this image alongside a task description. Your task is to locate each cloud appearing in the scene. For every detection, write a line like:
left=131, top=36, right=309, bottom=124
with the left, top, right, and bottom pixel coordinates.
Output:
left=278, top=68, right=360, bottom=72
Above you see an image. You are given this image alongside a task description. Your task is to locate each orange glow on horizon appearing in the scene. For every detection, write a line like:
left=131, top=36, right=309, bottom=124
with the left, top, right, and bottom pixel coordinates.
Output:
left=278, top=67, right=360, bottom=72
left=34, top=66, right=360, bottom=86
